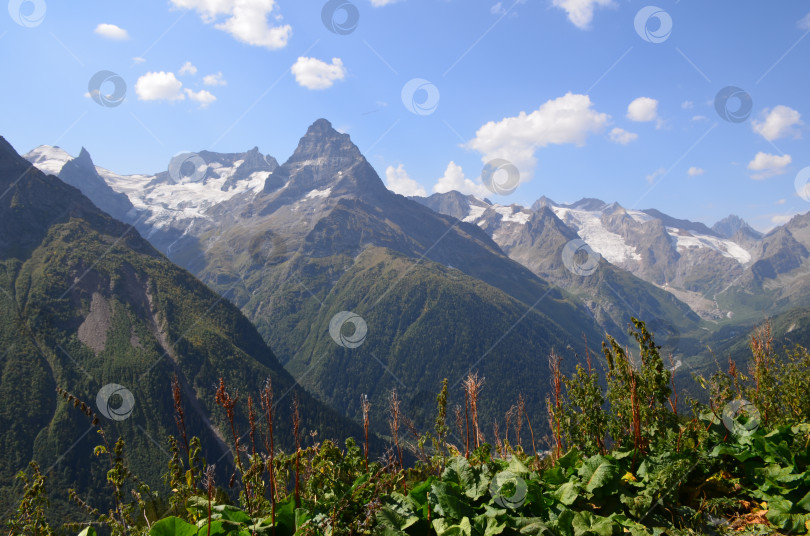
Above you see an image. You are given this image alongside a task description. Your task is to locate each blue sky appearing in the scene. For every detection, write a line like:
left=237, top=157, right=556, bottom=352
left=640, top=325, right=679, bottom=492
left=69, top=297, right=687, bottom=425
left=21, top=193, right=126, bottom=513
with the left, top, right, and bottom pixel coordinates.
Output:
left=2, top=0, right=810, bottom=231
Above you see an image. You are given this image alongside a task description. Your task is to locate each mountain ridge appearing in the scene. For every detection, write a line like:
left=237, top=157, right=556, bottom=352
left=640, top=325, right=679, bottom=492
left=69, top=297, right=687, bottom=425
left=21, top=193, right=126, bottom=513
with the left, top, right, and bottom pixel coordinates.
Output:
left=1, top=135, right=369, bottom=518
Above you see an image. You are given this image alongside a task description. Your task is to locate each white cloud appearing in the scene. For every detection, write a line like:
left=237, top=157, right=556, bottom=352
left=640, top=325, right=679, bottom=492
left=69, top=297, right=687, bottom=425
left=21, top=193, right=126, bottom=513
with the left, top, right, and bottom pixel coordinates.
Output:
left=491, top=2, right=505, bottom=15
left=751, top=105, right=803, bottom=141
left=609, top=127, right=637, bottom=145
left=772, top=213, right=797, bottom=226
left=627, top=97, right=659, bottom=122
left=687, top=166, right=704, bottom=177
left=94, top=23, right=129, bottom=40
left=692, top=115, right=708, bottom=122
left=466, top=92, right=609, bottom=179
left=291, top=57, right=346, bottom=90
left=384, top=164, right=426, bottom=197
left=370, top=0, right=400, bottom=5
left=132, top=57, right=146, bottom=64
left=747, top=152, right=792, bottom=179
left=776, top=198, right=786, bottom=205
left=646, top=167, right=666, bottom=184
left=179, top=61, right=198, bottom=76
left=136, top=72, right=185, bottom=102
left=185, top=88, right=217, bottom=107
left=203, top=72, right=227, bottom=86
left=799, top=13, right=810, bottom=31
left=432, top=162, right=490, bottom=198
left=551, top=0, right=615, bottom=29
left=681, top=101, right=694, bottom=110
left=170, top=0, right=291, bottom=49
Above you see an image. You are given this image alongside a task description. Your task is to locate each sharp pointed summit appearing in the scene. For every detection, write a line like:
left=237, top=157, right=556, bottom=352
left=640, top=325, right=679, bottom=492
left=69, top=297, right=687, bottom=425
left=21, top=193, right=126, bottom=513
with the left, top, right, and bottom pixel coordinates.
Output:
left=58, top=146, right=135, bottom=221
left=262, top=118, right=387, bottom=198
left=288, top=118, right=362, bottom=163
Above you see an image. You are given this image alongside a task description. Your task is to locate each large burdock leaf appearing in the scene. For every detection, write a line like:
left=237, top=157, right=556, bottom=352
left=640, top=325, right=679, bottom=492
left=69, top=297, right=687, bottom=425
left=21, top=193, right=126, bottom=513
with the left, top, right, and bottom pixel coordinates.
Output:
left=149, top=516, right=199, bottom=536
left=507, top=457, right=531, bottom=476
left=430, top=481, right=475, bottom=520
left=555, top=481, right=580, bottom=505
left=797, top=489, right=810, bottom=512
left=571, top=511, right=620, bottom=536
left=514, top=518, right=555, bottom=535
left=377, top=492, right=421, bottom=531
left=213, top=504, right=252, bottom=524
left=432, top=517, right=473, bottom=536
left=577, top=455, right=620, bottom=495
left=556, top=449, right=582, bottom=476
left=443, top=456, right=490, bottom=500
left=472, top=513, right=508, bottom=536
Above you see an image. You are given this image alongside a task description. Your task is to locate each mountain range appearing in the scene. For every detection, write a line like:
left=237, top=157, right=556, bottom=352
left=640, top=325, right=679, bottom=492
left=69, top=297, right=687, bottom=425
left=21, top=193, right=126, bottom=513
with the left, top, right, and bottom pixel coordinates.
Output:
left=13, top=118, right=810, bottom=517
left=25, top=121, right=608, bottom=432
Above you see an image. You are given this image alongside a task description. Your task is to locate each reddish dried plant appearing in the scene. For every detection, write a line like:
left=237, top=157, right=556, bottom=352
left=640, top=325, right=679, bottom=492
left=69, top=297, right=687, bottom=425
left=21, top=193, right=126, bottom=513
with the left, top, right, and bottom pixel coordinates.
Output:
left=388, top=390, right=404, bottom=471
left=259, top=377, right=277, bottom=533
left=171, top=374, right=190, bottom=459
left=214, top=378, right=252, bottom=511
left=463, top=373, right=484, bottom=449
left=361, top=394, right=370, bottom=471
left=292, top=392, right=301, bottom=509
left=547, top=350, right=564, bottom=458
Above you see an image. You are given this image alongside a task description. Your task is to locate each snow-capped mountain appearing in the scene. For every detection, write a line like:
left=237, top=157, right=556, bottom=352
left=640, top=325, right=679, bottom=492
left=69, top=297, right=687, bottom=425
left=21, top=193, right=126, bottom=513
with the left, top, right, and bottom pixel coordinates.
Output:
left=21, top=119, right=619, bottom=432
left=414, top=192, right=763, bottom=320
left=27, top=121, right=791, bottom=327
left=414, top=190, right=701, bottom=345
left=24, top=145, right=279, bottom=262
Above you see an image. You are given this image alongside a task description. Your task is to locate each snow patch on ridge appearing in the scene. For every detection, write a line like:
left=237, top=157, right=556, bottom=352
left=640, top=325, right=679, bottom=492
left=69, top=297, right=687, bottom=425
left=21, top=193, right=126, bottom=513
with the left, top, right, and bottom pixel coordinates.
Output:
left=666, top=227, right=751, bottom=263
left=463, top=203, right=530, bottom=225
left=463, top=204, right=487, bottom=223
left=494, top=206, right=530, bottom=224
left=24, top=146, right=74, bottom=176
left=552, top=207, right=642, bottom=264
left=627, top=209, right=653, bottom=224
left=306, top=187, right=331, bottom=199
left=98, top=165, right=269, bottom=228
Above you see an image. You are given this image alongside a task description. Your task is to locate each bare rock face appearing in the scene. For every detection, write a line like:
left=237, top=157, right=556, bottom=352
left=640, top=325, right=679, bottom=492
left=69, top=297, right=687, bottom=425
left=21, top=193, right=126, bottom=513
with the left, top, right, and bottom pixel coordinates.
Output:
left=77, top=292, right=112, bottom=355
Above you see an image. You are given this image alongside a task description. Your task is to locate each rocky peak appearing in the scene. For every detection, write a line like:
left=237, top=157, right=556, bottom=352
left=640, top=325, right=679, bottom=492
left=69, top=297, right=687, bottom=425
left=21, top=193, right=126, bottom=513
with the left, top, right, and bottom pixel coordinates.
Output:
left=713, top=214, right=762, bottom=240
left=58, top=146, right=134, bottom=219
left=531, top=196, right=557, bottom=211
left=288, top=119, right=362, bottom=165
left=264, top=119, right=385, bottom=198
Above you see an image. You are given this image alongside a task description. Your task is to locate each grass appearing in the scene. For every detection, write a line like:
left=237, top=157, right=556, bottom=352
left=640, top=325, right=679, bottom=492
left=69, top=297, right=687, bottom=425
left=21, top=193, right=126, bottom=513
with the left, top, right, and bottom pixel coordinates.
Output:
left=5, top=319, right=810, bottom=535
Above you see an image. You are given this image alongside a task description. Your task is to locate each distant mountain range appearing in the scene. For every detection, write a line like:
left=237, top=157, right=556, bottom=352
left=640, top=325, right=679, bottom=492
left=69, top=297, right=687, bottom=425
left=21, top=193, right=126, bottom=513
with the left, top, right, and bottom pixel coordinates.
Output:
left=20, top=118, right=810, bottom=462
left=412, top=192, right=765, bottom=322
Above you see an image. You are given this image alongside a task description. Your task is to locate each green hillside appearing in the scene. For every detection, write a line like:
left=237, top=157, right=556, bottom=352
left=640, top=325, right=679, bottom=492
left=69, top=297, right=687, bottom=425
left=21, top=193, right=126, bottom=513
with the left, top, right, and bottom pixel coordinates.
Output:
left=0, top=137, right=368, bottom=519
